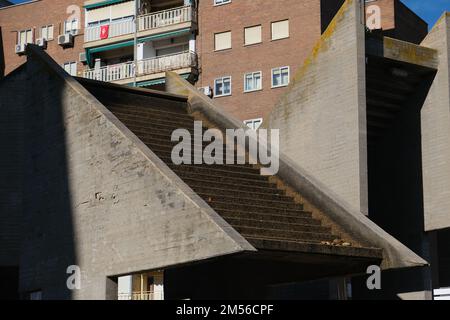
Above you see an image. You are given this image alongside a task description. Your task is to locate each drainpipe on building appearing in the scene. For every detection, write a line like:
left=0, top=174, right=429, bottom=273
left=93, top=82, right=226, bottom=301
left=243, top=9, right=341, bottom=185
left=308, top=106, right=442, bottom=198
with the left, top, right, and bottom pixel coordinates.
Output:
left=133, top=0, right=141, bottom=87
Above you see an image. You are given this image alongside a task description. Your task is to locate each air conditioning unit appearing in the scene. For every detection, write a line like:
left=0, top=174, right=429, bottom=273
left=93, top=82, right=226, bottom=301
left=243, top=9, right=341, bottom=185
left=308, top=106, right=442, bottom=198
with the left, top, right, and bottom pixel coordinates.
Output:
left=36, top=38, right=47, bottom=49
left=79, top=52, right=87, bottom=64
left=58, top=33, right=74, bottom=47
left=198, top=86, right=213, bottom=98
left=15, top=43, right=27, bottom=55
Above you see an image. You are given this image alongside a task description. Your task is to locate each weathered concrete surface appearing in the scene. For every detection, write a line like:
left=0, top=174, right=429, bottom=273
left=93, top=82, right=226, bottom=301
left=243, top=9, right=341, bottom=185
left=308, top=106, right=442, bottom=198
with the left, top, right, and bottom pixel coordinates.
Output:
left=263, top=0, right=369, bottom=215
left=7, top=46, right=255, bottom=300
left=0, top=66, right=25, bottom=267
left=166, top=69, right=427, bottom=270
left=421, top=13, right=450, bottom=231
left=383, top=37, right=438, bottom=69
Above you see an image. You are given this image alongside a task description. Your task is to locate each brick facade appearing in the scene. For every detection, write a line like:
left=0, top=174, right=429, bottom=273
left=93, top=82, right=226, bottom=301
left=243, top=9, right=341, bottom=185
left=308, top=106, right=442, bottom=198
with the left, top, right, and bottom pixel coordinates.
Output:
left=196, top=0, right=322, bottom=122
left=0, top=0, right=85, bottom=76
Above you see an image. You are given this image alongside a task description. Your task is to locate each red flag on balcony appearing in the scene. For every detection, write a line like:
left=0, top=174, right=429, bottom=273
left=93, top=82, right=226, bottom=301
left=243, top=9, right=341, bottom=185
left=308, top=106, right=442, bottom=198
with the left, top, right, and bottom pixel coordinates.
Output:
left=100, top=25, right=109, bottom=39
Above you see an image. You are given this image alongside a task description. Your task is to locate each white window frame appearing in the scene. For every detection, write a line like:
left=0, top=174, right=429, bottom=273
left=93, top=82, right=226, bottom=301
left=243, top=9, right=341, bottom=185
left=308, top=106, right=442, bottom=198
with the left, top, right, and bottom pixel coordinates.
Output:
left=17, top=29, right=33, bottom=45
left=40, top=25, right=54, bottom=41
left=214, top=0, right=231, bottom=6
left=214, top=76, right=232, bottom=97
left=63, top=62, right=77, bottom=76
left=64, top=19, right=79, bottom=35
left=244, top=25, right=262, bottom=46
left=244, top=71, right=262, bottom=93
left=244, top=118, right=263, bottom=130
left=271, top=19, right=290, bottom=41
left=271, top=66, right=290, bottom=88
left=214, top=31, right=232, bottom=51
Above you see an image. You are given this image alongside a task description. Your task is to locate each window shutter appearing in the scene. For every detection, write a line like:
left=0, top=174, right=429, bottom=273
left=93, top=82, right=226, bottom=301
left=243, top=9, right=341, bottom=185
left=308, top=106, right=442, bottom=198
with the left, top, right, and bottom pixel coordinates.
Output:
left=272, top=20, right=289, bottom=40
left=215, top=31, right=231, bottom=51
left=244, top=25, right=262, bottom=45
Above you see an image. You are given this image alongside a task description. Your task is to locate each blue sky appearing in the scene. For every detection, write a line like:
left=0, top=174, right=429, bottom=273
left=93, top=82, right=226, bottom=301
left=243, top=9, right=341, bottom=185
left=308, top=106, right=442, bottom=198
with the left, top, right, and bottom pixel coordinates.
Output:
left=9, top=0, right=450, bottom=28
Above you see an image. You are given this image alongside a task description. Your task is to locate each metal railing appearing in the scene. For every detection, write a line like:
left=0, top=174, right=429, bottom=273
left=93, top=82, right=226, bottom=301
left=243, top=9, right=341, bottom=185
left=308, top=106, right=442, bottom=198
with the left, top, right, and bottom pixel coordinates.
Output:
left=118, top=291, right=164, bottom=300
left=138, top=5, right=193, bottom=31
left=84, top=6, right=193, bottom=42
left=85, top=19, right=135, bottom=43
left=83, top=61, right=135, bottom=82
left=83, top=51, right=197, bottom=83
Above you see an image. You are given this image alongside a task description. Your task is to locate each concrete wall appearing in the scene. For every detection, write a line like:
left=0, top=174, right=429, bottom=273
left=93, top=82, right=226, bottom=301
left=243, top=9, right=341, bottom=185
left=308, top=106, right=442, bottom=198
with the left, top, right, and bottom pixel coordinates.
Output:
left=264, top=0, right=368, bottom=214
left=421, top=13, right=450, bottom=232
left=0, top=67, right=26, bottom=269
left=10, top=47, right=253, bottom=300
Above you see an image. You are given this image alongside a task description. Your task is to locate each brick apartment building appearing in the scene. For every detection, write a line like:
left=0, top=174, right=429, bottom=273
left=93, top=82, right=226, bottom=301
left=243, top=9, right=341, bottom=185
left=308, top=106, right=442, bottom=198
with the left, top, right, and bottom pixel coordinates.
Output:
left=0, top=0, right=85, bottom=76
left=1, top=0, right=427, bottom=123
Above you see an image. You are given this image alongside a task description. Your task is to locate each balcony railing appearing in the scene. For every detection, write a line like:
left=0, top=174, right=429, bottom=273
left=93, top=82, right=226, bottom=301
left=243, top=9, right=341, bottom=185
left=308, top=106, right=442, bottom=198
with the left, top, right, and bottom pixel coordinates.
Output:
left=85, top=6, right=193, bottom=43
left=118, top=291, right=164, bottom=300
left=138, top=5, right=193, bottom=31
left=83, top=51, right=197, bottom=83
left=85, top=19, right=135, bottom=43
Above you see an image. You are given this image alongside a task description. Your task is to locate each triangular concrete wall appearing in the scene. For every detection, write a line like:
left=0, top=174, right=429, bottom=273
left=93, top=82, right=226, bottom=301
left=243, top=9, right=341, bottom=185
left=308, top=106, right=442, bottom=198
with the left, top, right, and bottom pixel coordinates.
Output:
left=2, top=46, right=254, bottom=299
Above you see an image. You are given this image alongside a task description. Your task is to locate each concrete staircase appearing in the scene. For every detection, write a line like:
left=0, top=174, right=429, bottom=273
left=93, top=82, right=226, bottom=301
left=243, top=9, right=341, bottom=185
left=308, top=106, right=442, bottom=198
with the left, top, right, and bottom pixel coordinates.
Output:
left=82, top=81, right=382, bottom=259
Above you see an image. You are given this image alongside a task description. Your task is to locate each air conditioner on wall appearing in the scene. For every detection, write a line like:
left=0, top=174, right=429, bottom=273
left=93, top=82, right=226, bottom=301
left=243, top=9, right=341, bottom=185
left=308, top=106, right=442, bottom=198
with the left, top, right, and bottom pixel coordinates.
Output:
left=36, top=38, right=47, bottom=49
left=198, top=86, right=213, bottom=98
left=58, top=34, right=74, bottom=47
left=15, top=43, right=26, bottom=55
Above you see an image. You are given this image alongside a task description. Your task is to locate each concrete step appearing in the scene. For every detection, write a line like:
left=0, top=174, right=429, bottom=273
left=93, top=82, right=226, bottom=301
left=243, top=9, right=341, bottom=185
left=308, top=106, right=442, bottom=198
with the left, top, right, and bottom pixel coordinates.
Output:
left=220, top=210, right=317, bottom=224
left=180, top=178, right=281, bottom=194
left=190, top=185, right=285, bottom=198
left=236, top=226, right=336, bottom=243
left=171, top=165, right=268, bottom=181
left=109, top=102, right=191, bottom=116
left=196, top=189, right=294, bottom=202
left=245, top=237, right=383, bottom=258
left=114, top=112, right=195, bottom=128
left=224, top=217, right=330, bottom=233
left=109, top=105, right=193, bottom=122
left=117, top=119, right=209, bottom=134
left=178, top=170, right=273, bottom=188
left=201, top=194, right=305, bottom=211
left=208, top=201, right=304, bottom=215
left=163, top=160, right=260, bottom=175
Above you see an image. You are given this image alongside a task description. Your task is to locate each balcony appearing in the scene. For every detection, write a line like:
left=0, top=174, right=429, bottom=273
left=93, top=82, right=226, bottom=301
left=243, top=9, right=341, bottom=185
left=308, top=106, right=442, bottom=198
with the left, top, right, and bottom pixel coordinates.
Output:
left=85, top=18, right=135, bottom=43
left=83, top=51, right=197, bottom=84
left=118, top=291, right=164, bottom=300
left=84, top=5, right=194, bottom=44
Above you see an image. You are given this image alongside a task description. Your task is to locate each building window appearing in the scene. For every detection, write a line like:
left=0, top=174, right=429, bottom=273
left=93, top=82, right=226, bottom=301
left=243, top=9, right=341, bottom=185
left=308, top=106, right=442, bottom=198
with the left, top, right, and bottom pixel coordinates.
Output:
left=17, top=29, right=33, bottom=45
left=64, top=19, right=79, bottom=35
left=272, top=66, right=290, bottom=88
left=271, top=20, right=289, bottom=41
left=214, top=0, right=231, bottom=5
left=63, top=62, right=77, bottom=76
left=244, top=118, right=263, bottom=130
left=244, top=71, right=262, bottom=92
left=214, top=76, right=232, bottom=97
left=40, top=25, right=54, bottom=40
left=244, top=25, right=262, bottom=46
left=214, top=31, right=231, bottom=51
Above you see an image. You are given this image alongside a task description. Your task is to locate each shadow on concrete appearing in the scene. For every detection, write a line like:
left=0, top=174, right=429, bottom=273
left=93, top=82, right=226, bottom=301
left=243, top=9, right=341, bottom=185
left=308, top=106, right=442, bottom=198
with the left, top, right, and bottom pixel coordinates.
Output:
left=0, top=49, right=78, bottom=299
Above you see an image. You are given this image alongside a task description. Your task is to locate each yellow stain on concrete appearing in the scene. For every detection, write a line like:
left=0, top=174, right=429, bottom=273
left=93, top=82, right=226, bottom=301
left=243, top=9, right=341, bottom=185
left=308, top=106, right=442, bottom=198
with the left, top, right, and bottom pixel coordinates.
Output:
left=290, top=0, right=354, bottom=86
left=384, top=37, right=438, bottom=69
